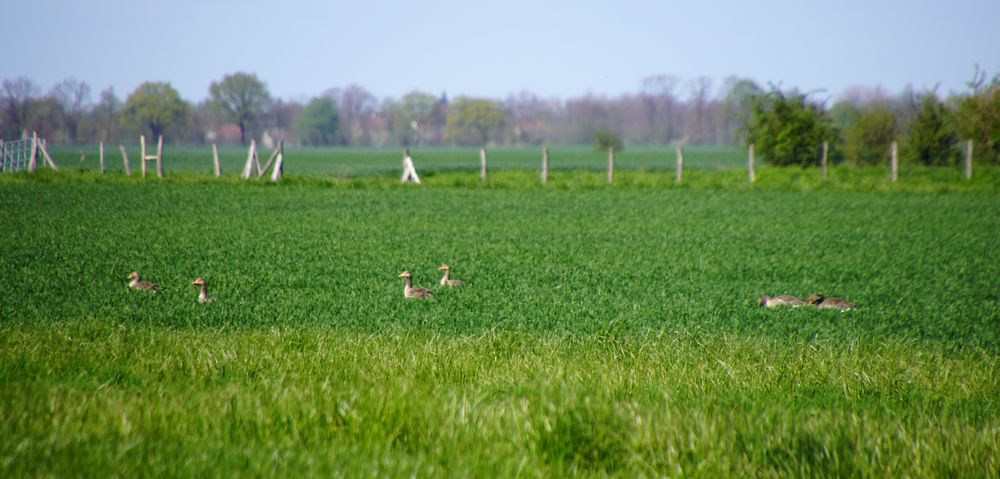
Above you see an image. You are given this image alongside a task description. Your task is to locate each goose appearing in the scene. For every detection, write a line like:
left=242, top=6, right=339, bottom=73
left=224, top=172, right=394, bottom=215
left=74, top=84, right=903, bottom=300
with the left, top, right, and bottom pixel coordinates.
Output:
left=437, top=264, right=466, bottom=287
left=398, top=271, right=434, bottom=298
left=806, top=293, right=855, bottom=311
left=758, top=294, right=806, bottom=308
left=127, top=271, right=162, bottom=292
left=190, top=277, right=217, bottom=304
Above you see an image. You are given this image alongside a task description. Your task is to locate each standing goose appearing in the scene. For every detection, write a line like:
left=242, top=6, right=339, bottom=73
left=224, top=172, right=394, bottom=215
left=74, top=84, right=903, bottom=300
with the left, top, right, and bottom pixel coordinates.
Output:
left=398, top=271, right=434, bottom=298
left=437, top=264, right=466, bottom=287
left=127, top=271, right=162, bottom=292
left=806, top=294, right=856, bottom=311
left=758, top=295, right=806, bottom=308
left=190, top=277, right=217, bottom=304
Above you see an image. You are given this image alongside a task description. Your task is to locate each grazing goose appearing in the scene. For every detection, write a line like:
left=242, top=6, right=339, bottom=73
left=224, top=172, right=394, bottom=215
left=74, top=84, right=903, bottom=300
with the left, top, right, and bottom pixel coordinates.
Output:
left=398, top=271, right=434, bottom=298
left=758, top=294, right=806, bottom=308
left=127, top=271, right=162, bottom=292
left=437, top=264, right=466, bottom=287
left=190, top=277, right=217, bottom=304
left=806, top=293, right=856, bottom=311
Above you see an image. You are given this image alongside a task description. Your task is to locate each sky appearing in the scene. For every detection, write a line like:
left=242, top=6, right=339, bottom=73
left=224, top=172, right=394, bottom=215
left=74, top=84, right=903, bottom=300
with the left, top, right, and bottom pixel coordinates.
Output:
left=3, top=0, right=999, bottom=104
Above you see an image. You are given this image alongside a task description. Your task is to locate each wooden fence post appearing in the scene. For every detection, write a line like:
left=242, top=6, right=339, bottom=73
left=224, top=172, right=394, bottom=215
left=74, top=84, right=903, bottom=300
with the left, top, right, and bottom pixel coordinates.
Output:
left=965, top=139, right=973, bottom=180
left=36, top=135, right=58, bottom=170
left=99, top=142, right=105, bottom=174
left=607, top=146, right=615, bottom=184
left=258, top=140, right=284, bottom=181
left=821, top=141, right=829, bottom=180
left=675, top=145, right=684, bottom=183
left=119, top=145, right=131, bottom=176
left=748, top=143, right=756, bottom=183
left=242, top=140, right=259, bottom=179
left=156, top=135, right=164, bottom=178
left=212, top=144, right=222, bottom=177
left=28, top=132, right=38, bottom=172
left=480, top=147, right=487, bottom=181
left=543, top=147, right=550, bottom=184
left=270, top=141, right=284, bottom=182
left=890, top=141, right=898, bottom=182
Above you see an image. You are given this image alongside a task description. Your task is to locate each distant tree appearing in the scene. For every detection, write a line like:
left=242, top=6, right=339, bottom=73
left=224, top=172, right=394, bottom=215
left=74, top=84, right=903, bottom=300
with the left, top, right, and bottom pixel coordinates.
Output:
left=208, top=72, right=271, bottom=145
left=50, top=78, right=91, bottom=144
left=120, top=82, right=188, bottom=140
left=93, top=87, right=122, bottom=143
left=743, top=87, right=835, bottom=166
left=842, top=105, right=897, bottom=166
left=902, top=92, right=959, bottom=166
left=263, top=99, right=305, bottom=145
left=1, top=77, right=39, bottom=138
left=593, top=130, right=623, bottom=152
left=389, top=91, right=438, bottom=146
left=445, top=97, right=506, bottom=146
left=720, top=77, right=762, bottom=144
left=297, top=97, right=339, bottom=145
left=956, top=66, right=1000, bottom=165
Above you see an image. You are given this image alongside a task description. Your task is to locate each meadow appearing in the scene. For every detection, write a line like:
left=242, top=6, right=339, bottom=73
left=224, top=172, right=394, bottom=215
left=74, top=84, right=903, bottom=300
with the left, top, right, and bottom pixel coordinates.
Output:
left=1, top=149, right=999, bottom=477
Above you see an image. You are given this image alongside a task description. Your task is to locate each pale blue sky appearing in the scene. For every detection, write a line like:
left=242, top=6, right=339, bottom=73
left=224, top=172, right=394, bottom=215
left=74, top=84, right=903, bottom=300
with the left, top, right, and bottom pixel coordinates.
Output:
left=3, top=0, right=998, bottom=103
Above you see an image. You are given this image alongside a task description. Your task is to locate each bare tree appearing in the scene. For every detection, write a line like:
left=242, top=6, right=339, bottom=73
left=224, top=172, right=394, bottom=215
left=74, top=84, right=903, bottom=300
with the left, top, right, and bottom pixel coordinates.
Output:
left=1, top=77, right=39, bottom=138
left=324, top=84, right=378, bottom=145
left=50, top=78, right=91, bottom=144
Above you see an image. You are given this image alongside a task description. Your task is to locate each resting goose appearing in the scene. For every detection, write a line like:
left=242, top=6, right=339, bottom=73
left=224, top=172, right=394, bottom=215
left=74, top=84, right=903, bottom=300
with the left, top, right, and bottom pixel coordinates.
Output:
left=806, top=294, right=855, bottom=311
left=758, top=294, right=806, bottom=308
left=190, top=277, right=217, bottom=304
left=437, top=264, right=466, bottom=287
left=399, top=271, right=434, bottom=298
left=127, top=271, right=162, bottom=292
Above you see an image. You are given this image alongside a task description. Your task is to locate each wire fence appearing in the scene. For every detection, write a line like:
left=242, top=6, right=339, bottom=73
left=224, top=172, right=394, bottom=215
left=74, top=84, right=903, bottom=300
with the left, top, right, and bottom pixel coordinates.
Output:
left=0, top=138, right=33, bottom=173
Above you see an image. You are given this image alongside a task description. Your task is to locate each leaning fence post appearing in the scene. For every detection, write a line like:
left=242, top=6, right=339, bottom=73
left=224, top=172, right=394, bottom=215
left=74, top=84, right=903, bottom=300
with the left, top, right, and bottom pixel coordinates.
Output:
left=965, top=139, right=973, bottom=180
left=541, top=147, right=549, bottom=185
left=890, top=141, right=898, bottom=182
left=270, top=141, right=284, bottom=182
left=675, top=145, right=684, bottom=183
left=480, top=147, right=488, bottom=181
left=748, top=143, right=756, bottom=183
left=119, top=145, right=132, bottom=176
left=607, top=146, right=615, bottom=184
left=821, top=141, right=829, bottom=180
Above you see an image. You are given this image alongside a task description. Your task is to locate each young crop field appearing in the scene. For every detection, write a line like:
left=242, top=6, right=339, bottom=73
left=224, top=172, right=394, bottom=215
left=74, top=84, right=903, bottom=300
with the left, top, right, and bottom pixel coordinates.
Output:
left=1, top=161, right=999, bottom=476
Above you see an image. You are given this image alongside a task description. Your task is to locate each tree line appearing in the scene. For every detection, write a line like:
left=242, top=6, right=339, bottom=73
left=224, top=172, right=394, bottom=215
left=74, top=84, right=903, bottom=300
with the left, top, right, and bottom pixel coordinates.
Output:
left=1, top=70, right=997, bottom=165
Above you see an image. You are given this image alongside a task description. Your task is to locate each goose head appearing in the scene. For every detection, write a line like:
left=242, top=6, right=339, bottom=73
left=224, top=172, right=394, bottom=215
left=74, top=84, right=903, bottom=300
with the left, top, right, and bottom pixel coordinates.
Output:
left=437, top=264, right=451, bottom=271
left=191, top=278, right=207, bottom=286
left=127, top=272, right=139, bottom=281
left=806, top=293, right=824, bottom=305
left=398, top=271, right=412, bottom=279
left=757, top=295, right=771, bottom=307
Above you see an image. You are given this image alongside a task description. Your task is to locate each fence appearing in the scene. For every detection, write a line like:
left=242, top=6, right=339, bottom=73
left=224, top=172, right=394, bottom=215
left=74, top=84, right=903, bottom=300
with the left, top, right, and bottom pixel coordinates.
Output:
left=15, top=141, right=990, bottom=185
left=0, top=138, right=33, bottom=173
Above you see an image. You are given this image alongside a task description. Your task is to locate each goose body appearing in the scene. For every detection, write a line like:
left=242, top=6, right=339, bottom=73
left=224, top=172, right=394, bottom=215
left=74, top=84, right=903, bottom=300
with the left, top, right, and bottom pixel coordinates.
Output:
left=191, top=277, right=217, bottom=304
left=127, top=271, right=162, bottom=292
left=399, top=271, right=434, bottom=298
left=806, top=294, right=855, bottom=311
left=758, top=294, right=806, bottom=308
left=437, top=264, right=466, bottom=287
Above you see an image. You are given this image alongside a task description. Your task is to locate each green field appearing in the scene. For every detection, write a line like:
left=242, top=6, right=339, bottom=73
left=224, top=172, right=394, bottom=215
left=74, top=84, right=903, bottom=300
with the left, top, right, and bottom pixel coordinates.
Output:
left=1, top=160, right=999, bottom=476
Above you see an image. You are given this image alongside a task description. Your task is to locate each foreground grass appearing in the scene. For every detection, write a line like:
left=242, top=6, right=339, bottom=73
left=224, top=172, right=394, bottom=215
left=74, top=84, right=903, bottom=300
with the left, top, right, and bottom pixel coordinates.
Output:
left=1, top=174, right=998, bottom=476
left=2, top=322, right=997, bottom=477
